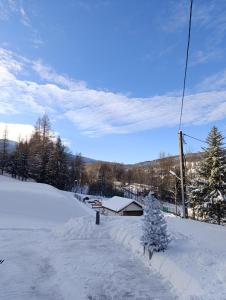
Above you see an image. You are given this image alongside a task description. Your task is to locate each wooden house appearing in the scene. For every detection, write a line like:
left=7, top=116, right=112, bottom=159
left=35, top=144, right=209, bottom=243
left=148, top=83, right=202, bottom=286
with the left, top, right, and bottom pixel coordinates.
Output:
left=101, top=196, right=143, bottom=216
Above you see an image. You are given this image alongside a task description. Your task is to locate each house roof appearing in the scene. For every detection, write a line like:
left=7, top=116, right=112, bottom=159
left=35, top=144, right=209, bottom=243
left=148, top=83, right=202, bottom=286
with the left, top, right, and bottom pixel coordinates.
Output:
left=102, top=196, right=143, bottom=212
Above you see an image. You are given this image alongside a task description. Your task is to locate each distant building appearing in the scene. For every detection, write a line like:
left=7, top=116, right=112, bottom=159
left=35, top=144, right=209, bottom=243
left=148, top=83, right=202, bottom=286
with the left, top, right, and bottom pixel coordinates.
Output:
left=101, top=196, right=143, bottom=216
left=74, top=193, right=90, bottom=202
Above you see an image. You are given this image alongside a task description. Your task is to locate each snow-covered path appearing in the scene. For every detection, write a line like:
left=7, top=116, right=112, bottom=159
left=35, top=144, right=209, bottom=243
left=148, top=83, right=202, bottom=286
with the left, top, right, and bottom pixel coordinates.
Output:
left=0, top=222, right=175, bottom=300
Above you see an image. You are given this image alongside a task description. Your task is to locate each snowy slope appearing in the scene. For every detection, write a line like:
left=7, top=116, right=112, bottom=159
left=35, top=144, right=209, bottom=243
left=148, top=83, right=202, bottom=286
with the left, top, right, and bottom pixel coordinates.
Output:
left=0, top=175, right=88, bottom=225
left=108, top=214, right=226, bottom=300
left=0, top=175, right=176, bottom=300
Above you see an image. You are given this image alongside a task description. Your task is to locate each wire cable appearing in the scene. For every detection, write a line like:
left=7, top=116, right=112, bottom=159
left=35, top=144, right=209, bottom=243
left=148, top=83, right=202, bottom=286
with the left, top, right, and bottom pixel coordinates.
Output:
left=183, top=133, right=207, bottom=144
left=179, top=0, right=193, bottom=131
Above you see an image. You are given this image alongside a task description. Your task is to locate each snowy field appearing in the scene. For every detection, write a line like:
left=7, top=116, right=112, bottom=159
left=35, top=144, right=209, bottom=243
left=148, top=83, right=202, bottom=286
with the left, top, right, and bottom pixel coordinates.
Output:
left=108, top=216, right=226, bottom=299
left=0, top=175, right=176, bottom=300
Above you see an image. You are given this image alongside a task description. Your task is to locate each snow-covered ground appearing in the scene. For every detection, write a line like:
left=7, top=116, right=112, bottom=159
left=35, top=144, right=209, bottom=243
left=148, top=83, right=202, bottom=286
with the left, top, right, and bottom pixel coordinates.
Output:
left=0, top=175, right=176, bottom=300
left=1, top=174, right=225, bottom=299
left=108, top=215, right=226, bottom=300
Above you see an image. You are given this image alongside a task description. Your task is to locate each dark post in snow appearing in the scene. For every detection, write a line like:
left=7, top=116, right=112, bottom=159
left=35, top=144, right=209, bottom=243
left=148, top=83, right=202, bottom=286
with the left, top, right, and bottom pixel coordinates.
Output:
left=96, top=211, right=100, bottom=225
left=178, top=130, right=188, bottom=218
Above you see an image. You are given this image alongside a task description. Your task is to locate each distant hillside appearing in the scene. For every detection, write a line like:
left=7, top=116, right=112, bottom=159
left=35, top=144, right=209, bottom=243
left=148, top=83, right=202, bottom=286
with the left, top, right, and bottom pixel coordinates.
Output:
left=128, top=152, right=203, bottom=168
left=0, top=140, right=17, bottom=152
left=0, top=139, right=203, bottom=168
left=82, top=156, right=98, bottom=164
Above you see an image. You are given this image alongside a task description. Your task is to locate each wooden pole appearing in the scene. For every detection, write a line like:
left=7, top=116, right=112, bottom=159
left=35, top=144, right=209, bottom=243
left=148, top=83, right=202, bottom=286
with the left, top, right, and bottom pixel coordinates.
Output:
left=96, top=211, right=100, bottom=225
left=178, top=130, right=188, bottom=218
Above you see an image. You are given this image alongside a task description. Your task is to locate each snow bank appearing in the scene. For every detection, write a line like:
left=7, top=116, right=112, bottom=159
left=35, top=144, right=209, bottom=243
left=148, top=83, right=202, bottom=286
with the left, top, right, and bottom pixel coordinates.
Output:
left=0, top=175, right=89, bottom=224
left=108, top=215, right=226, bottom=300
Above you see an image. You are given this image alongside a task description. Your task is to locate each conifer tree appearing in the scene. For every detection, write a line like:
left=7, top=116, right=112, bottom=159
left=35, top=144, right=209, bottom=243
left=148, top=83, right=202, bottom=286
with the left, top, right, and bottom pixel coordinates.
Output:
left=38, top=114, right=53, bottom=183
left=28, top=121, right=42, bottom=180
left=47, top=137, right=68, bottom=190
left=189, top=126, right=226, bottom=224
left=141, top=192, right=170, bottom=252
left=28, top=115, right=53, bottom=182
left=18, top=140, right=29, bottom=181
left=188, top=164, right=208, bottom=219
left=0, top=126, right=9, bottom=175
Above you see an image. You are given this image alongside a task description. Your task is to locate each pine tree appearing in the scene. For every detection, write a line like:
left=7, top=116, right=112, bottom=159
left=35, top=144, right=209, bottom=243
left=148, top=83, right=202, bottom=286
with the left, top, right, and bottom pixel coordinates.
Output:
left=28, top=115, right=53, bottom=183
left=28, top=122, right=42, bottom=180
left=189, top=127, right=226, bottom=224
left=188, top=164, right=208, bottom=219
left=141, top=192, right=170, bottom=252
left=38, top=114, right=53, bottom=183
left=47, top=137, right=68, bottom=190
left=0, top=126, right=9, bottom=175
left=18, top=140, right=29, bottom=181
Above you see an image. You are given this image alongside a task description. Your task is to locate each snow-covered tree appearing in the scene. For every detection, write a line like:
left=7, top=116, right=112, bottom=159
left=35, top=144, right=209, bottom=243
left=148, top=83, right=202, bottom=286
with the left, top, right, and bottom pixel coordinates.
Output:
left=188, top=164, right=208, bottom=219
left=189, top=127, right=226, bottom=224
left=141, top=192, right=170, bottom=252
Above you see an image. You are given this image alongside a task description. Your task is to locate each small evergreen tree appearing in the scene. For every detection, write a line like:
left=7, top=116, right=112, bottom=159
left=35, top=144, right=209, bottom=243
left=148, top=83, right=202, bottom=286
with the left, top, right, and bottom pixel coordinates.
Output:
left=141, top=193, right=170, bottom=252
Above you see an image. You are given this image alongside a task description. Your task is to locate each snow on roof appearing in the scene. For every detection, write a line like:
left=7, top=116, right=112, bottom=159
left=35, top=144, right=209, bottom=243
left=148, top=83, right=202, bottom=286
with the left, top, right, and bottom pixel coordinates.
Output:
left=102, top=196, right=142, bottom=212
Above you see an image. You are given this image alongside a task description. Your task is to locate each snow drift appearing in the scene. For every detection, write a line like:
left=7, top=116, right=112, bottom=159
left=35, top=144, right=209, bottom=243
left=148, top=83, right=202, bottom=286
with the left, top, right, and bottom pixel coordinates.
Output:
left=0, top=175, right=88, bottom=224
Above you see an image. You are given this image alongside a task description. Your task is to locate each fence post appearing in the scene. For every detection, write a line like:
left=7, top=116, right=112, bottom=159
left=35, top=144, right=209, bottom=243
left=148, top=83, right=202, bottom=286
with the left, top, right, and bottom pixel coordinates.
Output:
left=96, top=211, right=100, bottom=225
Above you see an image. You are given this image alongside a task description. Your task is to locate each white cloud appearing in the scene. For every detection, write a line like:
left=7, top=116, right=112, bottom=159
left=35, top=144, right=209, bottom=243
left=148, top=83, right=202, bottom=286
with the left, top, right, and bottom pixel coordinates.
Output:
left=1, top=47, right=226, bottom=137
left=32, top=60, right=86, bottom=89
left=197, top=70, right=226, bottom=91
left=0, top=122, right=34, bottom=141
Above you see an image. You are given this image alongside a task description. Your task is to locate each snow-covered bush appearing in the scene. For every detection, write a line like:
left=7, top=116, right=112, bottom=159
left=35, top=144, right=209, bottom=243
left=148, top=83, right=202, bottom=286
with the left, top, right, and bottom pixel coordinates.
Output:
left=141, top=192, right=170, bottom=252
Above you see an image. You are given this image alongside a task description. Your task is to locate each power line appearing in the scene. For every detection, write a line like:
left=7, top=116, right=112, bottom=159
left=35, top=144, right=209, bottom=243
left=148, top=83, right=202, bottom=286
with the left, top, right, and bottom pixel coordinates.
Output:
left=179, top=0, right=193, bottom=130
left=183, top=133, right=207, bottom=144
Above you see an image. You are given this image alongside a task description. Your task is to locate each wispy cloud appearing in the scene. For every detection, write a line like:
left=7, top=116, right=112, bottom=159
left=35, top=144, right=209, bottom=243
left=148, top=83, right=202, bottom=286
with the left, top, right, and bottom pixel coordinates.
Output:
left=191, top=49, right=223, bottom=66
left=1, top=48, right=226, bottom=137
left=162, top=1, right=220, bottom=33
left=0, top=0, right=17, bottom=21
left=161, top=1, right=226, bottom=66
left=0, top=0, right=44, bottom=48
left=32, top=60, right=86, bottom=89
left=19, top=6, right=30, bottom=27
left=197, top=70, right=226, bottom=92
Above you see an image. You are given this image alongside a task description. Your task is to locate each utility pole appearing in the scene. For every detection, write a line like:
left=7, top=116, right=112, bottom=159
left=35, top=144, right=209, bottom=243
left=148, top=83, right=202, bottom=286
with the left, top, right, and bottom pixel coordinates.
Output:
left=178, top=130, right=188, bottom=218
left=175, top=181, right=178, bottom=216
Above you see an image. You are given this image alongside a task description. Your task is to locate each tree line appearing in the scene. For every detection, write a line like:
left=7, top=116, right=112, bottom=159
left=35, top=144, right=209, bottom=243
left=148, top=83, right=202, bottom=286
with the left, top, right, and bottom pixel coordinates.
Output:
left=0, top=115, right=87, bottom=191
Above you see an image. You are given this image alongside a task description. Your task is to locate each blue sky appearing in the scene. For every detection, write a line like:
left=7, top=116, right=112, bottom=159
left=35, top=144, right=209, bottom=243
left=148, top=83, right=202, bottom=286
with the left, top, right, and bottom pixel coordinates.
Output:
left=1, top=0, right=226, bottom=163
